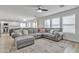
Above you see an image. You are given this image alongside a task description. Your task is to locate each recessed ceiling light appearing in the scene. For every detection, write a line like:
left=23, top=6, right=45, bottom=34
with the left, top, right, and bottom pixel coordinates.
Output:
left=37, top=10, right=42, bottom=12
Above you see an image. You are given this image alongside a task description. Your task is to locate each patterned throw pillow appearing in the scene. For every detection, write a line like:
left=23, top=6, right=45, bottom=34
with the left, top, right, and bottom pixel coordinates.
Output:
left=50, top=29, right=54, bottom=34
left=55, top=33, right=60, bottom=38
left=38, top=28, right=45, bottom=33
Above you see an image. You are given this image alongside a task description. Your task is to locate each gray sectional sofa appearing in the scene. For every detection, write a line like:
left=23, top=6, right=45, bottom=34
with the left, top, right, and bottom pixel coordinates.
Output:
left=9, top=28, right=63, bottom=41
left=9, top=28, right=63, bottom=49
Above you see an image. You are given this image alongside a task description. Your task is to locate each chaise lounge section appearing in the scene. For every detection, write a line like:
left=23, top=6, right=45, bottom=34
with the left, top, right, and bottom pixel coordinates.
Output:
left=15, top=35, right=35, bottom=49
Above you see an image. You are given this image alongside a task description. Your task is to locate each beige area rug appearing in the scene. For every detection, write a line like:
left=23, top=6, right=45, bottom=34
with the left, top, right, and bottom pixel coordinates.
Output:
left=10, top=38, right=75, bottom=53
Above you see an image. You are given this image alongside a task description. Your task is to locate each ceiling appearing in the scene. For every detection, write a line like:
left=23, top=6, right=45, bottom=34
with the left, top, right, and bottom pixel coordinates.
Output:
left=0, top=5, right=79, bottom=22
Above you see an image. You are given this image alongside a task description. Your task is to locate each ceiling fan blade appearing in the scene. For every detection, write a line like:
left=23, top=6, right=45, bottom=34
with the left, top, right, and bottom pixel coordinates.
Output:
left=42, top=9, right=48, bottom=11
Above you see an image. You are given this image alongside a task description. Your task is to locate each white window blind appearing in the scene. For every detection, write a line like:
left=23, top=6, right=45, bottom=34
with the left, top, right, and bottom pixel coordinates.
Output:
left=44, top=19, right=50, bottom=28
left=52, top=17, right=60, bottom=28
left=62, top=14, right=75, bottom=33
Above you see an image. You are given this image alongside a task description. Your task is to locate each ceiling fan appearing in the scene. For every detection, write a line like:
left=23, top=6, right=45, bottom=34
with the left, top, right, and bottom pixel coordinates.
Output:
left=33, top=5, right=64, bottom=13
left=36, top=5, right=48, bottom=12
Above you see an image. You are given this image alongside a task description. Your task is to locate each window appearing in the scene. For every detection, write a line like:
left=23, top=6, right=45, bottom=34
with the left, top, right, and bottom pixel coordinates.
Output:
left=62, top=14, right=75, bottom=33
left=20, top=23, right=26, bottom=28
left=32, top=21, right=37, bottom=28
left=52, top=17, right=60, bottom=28
left=27, top=22, right=31, bottom=28
left=44, top=19, right=50, bottom=28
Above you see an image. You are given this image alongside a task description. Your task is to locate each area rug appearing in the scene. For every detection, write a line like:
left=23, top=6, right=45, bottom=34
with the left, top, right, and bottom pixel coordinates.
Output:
left=10, top=38, right=75, bottom=53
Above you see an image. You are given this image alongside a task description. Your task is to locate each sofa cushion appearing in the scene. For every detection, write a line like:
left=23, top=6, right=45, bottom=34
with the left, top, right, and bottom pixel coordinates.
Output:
left=12, top=34, right=21, bottom=38
left=14, top=29, right=23, bottom=36
left=23, top=29, right=28, bottom=35
left=47, top=34, right=55, bottom=37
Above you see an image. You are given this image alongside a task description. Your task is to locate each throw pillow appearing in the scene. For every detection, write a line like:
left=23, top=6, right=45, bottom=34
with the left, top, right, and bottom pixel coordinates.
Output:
left=14, top=30, right=23, bottom=36
left=54, top=33, right=60, bottom=38
left=23, top=29, right=28, bottom=35
left=53, top=31, right=58, bottom=34
left=50, top=29, right=54, bottom=34
left=38, top=28, right=45, bottom=33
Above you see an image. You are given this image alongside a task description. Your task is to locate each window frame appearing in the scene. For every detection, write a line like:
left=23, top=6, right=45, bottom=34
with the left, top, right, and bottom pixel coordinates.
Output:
left=62, top=14, right=75, bottom=34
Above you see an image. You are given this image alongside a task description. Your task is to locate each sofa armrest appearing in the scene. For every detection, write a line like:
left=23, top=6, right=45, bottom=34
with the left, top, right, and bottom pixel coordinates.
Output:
left=54, top=32, right=63, bottom=41
left=11, top=32, right=15, bottom=36
left=11, top=32, right=21, bottom=38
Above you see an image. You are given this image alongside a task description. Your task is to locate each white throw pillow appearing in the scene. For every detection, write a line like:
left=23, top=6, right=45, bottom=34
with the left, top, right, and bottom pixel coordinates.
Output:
left=50, top=29, right=54, bottom=34
left=23, top=30, right=28, bottom=35
left=14, top=30, right=23, bottom=36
